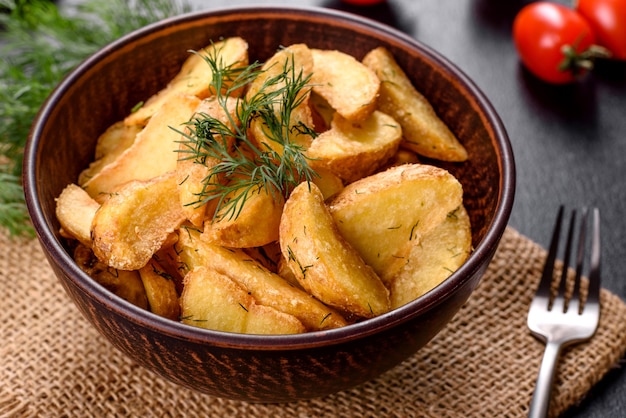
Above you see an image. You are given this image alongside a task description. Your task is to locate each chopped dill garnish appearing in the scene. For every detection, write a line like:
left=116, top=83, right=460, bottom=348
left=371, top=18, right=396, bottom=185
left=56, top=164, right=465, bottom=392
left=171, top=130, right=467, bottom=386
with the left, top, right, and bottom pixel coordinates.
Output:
left=320, top=312, right=332, bottom=326
left=151, top=262, right=174, bottom=281
left=176, top=44, right=318, bottom=222
left=409, top=220, right=419, bottom=241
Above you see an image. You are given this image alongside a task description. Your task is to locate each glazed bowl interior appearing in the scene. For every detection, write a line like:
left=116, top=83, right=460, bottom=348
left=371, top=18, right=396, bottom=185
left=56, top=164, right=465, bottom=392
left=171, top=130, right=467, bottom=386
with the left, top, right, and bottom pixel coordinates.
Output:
left=23, top=6, right=514, bottom=402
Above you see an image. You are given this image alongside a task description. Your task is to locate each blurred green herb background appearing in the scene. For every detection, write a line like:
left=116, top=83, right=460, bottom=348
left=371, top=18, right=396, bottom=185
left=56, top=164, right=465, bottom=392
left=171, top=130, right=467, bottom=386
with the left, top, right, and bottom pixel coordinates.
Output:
left=0, top=0, right=189, bottom=236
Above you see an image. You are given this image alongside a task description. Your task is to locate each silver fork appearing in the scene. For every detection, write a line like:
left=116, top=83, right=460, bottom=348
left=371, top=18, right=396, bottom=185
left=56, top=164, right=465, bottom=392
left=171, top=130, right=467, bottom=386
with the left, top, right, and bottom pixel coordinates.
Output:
left=527, top=206, right=601, bottom=418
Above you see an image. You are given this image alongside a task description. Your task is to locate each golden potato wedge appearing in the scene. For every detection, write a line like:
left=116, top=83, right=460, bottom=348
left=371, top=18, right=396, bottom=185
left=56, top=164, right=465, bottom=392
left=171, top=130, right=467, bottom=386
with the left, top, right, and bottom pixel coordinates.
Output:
left=181, top=266, right=306, bottom=334
left=83, top=94, right=201, bottom=201
left=177, top=227, right=347, bottom=331
left=138, top=259, right=181, bottom=320
left=309, top=91, right=334, bottom=132
left=328, top=164, right=463, bottom=284
left=386, top=148, right=421, bottom=168
left=91, top=171, right=186, bottom=271
left=306, top=110, right=402, bottom=183
left=311, top=167, right=344, bottom=200
left=73, top=244, right=148, bottom=309
left=201, top=184, right=284, bottom=248
left=56, top=183, right=100, bottom=248
left=94, top=122, right=142, bottom=160
left=177, top=157, right=214, bottom=227
left=390, top=205, right=472, bottom=308
left=124, top=37, right=249, bottom=126
left=247, top=43, right=315, bottom=154
left=243, top=242, right=283, bottom=274
left=78, top=122, right=141, bottom=185
left=311, top=49, right=380, bottom=122
left=176, top=97, right=240, bottom=226
left=276, top=256, right=303, bottom=290
left=280, top=182, right=390, bottom=319
left=153, top=244, right=185, bottom=294
left=362, top=47, right=467, bottom=162
left=244, top=303, right=306, bottom=335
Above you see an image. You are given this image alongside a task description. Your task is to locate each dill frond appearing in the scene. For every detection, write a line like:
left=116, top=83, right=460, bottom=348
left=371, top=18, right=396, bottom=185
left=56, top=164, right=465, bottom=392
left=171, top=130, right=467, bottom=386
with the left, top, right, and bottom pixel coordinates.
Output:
left=177, top=46, right=318, bottom=222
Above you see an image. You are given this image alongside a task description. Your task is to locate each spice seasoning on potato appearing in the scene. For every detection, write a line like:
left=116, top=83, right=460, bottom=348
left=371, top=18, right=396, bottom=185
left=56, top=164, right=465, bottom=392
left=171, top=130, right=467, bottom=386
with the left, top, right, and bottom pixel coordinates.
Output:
left=280, top=182, right=390, bottom=319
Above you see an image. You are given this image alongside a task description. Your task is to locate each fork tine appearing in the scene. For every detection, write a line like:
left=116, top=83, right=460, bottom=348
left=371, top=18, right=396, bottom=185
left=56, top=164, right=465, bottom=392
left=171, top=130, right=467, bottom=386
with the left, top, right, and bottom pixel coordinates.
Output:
left=587, top=208, right=601, bottom=306
left=536, top=206, right=564, bottom=303
left=569, top=208, right=588, bottom=314
left=553, top=209, right=577, bottom=313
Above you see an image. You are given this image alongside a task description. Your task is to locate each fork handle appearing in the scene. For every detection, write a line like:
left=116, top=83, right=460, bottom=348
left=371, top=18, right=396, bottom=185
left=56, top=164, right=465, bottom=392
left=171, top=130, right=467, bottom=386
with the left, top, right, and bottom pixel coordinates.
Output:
left=528, top=341, right=563, bottom=418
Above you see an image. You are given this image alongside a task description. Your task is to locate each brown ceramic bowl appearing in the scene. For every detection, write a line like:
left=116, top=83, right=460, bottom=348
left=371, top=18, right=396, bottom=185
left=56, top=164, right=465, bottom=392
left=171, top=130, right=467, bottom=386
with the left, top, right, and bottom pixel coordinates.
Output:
left=23, top=6, right=514, bottom=402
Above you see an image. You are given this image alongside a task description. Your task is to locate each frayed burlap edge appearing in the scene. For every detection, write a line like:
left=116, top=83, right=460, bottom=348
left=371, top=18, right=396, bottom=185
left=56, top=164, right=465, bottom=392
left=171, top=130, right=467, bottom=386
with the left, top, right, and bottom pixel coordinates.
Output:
left=1, top=227, right=626, bottom=418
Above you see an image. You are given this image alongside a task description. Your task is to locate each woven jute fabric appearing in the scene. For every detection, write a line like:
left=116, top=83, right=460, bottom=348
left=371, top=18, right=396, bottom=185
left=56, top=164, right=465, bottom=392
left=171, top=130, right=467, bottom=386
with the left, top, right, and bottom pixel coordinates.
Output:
left=1, top=227, right=626, bottom=418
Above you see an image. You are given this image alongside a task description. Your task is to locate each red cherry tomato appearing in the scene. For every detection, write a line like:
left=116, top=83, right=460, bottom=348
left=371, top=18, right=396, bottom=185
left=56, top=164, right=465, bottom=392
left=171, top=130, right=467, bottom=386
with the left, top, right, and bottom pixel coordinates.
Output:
left=513, top=2, right=597, bottom=84
left=576, top=0, right=626, bottom=60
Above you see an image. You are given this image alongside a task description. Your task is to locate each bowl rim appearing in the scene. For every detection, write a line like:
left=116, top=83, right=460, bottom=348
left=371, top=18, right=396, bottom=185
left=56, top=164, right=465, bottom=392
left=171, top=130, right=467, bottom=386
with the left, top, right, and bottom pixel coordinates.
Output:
left=23, top=5, right=515, bottom=350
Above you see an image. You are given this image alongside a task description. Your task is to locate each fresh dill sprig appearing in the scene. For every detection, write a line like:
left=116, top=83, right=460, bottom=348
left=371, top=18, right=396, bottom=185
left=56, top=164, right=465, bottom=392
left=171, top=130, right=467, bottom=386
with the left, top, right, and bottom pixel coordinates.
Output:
left=0, top=172, right=32, bottom=237
left=177, top=46, right=318, bottom=222
left=0, top=0, right=190, bottom=236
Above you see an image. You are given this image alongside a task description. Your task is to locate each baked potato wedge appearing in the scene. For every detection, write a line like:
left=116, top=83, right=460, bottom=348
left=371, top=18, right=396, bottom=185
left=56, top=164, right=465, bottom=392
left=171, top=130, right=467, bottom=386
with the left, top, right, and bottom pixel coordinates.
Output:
left=124, top=37, right=249, bottom=126
left=328, top=164, right=463, bottom=284
left=176, top=97, right=240, bottom=226
left=306, top=110, right=402, bottom=183
left=83, top=94, right=200, bottom=201
left=309, top=92, right=334, bottom=131
left=177, top=227, right=347, bottom=331
left=311, top=167, right=344, bottom=200
left=247, top=43, right=315, bottom=154
left=362, top=47, right=468, bottom=162
left=280, top=182, right=390, bottom=319
left=91, top=171, right=186, bottom=271
left=202, top=184, right=284, bottom=248
left=387, top=148, right=421, bottom=168
left=153, top=243, right=186, bottom=294
left=243, top=242, right=283, bottom=274
left=73, top=244, right=148, bottom=309
left=311, top=49, right=380, bottom=122
left=180, top=266, right=306, bottom=334
left=138, top=258, right=181, bottom=320
left=78, top=122, right=141, bottom=185
left=390, top=205, right=472, bottom=308
left=56, top=183, right=100, bottom=248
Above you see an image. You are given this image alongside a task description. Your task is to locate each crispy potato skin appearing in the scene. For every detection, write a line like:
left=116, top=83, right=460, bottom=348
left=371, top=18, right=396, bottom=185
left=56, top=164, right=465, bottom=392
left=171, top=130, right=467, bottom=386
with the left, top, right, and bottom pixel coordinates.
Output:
left=390, top=205, right=472, bottom=309
left=124, top=37, right=249, bottom=126
left=202, top=185, right=284, bottom=248
left=363, top=47, right=468, bottom=162
left=78, top=122, right=141, bottom=186
left=311, top=49, right=380, bottom=122
left=83, top=94, right=201, bottom=201
left=73, top=244, right=148, bottom=309
left=280, top=182, right=390, bottom=319
left=91, top=172, right=186, bottom=271
left=247, top=44, right=315, bottom=154
left=139, top=259, right=181, bottom=320
left=177, top=228, right=348, bottom=331
left=328, top=164, right=463, bottom=284
left=180, top=266, right=306, bottom=334
left=56, top=184, right=100, bottom=248
left=176, top=97, right=239, bottom=227
left=306, top=110, right=402, bottom=183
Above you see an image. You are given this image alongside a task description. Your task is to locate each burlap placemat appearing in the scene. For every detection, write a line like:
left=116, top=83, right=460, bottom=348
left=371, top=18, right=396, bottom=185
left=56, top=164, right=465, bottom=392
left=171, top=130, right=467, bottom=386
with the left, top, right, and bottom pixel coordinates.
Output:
left=1, top=226, right=626, bottom=417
